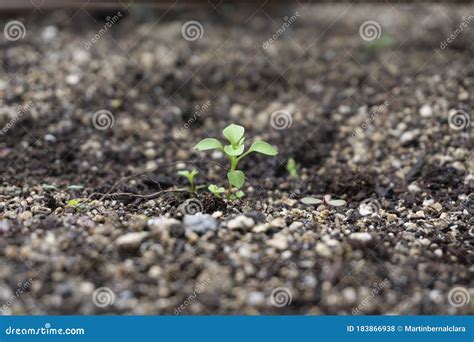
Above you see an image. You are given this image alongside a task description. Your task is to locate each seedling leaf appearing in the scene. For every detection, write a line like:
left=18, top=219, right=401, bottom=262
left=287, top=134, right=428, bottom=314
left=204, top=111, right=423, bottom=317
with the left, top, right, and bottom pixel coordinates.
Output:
left=301, top=197, right=322, bottom=205
left=248, top=141, right=278, bottom=156
left=327, top=199, right=346, bottom=207
left=223, top=124, right=245, bottom=145
left=195, top=138, right=223, bottom=151
left=224, top=144, right=245, bottom=156
left=227, top=170, right=245, bottom=188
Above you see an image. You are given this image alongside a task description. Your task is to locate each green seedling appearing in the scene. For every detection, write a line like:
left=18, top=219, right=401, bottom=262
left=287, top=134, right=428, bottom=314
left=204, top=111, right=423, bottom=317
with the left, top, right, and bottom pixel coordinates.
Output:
left=301, top=194, right=346, bottom=207
left=195, top=123, right=278, bottom=200
left=286, top=158, right=299, bottom=179
left=66, top=198, right=88, bottom=212
left=208, top=184, right=225, bottom=198
left=177, top=169, right=199, bottom=193
left=367, top=32, right=395, bottom=51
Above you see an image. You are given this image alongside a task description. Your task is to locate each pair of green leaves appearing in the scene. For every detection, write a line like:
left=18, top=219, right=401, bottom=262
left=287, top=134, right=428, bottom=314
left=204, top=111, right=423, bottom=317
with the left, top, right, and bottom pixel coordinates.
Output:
left=177, top=169, right=198, bottom=183
left=194, top=124, right=278, bottom=158
left=208, top=184, right=244, bottom=200
left=194, top=124, right=278, bottom=199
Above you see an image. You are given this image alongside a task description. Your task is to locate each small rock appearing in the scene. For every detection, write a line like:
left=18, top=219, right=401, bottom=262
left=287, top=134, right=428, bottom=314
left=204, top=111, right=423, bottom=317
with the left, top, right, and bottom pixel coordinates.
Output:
left=227, top=215, right=255, bottom=230
left=212, top=211, right=223, bottom=219
left=42, top=25, right=58, bottom=41
left=269, top=217, right=286, bottom=229
left=419, top=104, right=432, bottom=117
left=267, top=233, right=288, bottom=250
left=0, top=220, right=11, bottom=233
left=247, top=291, right=265, bottom=306
left=252, top=224, right=270, bottom=233
left=115, top=232, right=149, bottom=251
left=349, top=232, right=372, bottom=243
left=386, top=213, right=398, bottom=222
left=44, top=134, right=57, bottom=142
left=434, top=249, right=443, bottom=258
left=315, top=242, right=332, bottom=258
left=65, top=74, right=80, bottom=85
left=18, top=211, right=32, bottom=221
left=408, top=183, right=421, bottom=193
left=342, top=287, right=357, bottom=304
left=400, top=130, right=419, bottom=145
left=183, top=214, right=218, bottom=234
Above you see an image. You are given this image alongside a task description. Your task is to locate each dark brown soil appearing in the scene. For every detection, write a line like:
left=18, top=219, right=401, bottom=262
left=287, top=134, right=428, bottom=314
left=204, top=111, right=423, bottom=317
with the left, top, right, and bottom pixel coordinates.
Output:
left=0, top=3, right=472, bottom=315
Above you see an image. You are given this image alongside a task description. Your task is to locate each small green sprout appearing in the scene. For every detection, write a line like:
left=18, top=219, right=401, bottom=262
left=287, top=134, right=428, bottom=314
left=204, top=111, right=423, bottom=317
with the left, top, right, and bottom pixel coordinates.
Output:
left=208, top=184, right=225, bottom=198
left=177, top=169, right=199, bottom=193
left=66, top=198, right=89, bottom=212
left=195, top=123, right=278, bottom=200
left=301, top=195, right=346, bottom=207
left=286, top=158, right=299, bottom=179
left=367, top=32, right=395, bottom=51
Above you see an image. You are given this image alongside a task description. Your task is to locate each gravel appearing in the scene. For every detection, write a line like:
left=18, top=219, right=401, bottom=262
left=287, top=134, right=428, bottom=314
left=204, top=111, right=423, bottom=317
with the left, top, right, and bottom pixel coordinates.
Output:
left=0, top=3, right=472, bottom=315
